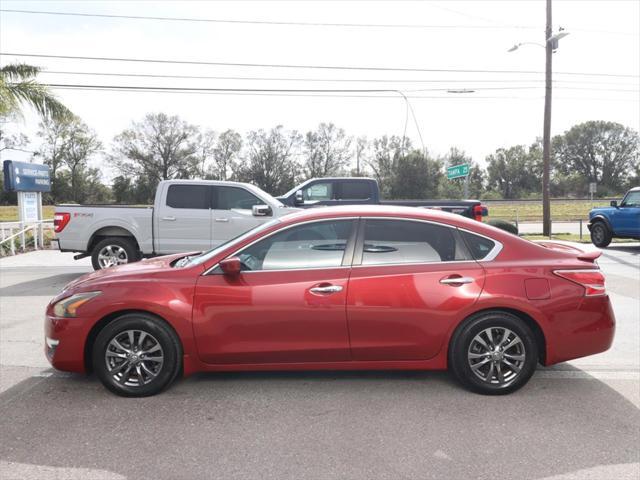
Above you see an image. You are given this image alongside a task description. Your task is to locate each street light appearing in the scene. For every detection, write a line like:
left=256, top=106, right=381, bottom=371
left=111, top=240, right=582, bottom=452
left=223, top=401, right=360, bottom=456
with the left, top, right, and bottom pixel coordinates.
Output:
left=508, top=2, right=569, bottom=237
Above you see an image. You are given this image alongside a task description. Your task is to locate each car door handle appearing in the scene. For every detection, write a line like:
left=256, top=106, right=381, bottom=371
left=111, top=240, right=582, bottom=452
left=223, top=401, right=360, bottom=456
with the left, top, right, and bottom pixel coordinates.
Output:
left=440, top=276, right=474, bottom=285
left=309, top=285, right=343, bottom=294
left=161, top=216, right=176, bottom=221
left=214, top=218, right=229, bottom=223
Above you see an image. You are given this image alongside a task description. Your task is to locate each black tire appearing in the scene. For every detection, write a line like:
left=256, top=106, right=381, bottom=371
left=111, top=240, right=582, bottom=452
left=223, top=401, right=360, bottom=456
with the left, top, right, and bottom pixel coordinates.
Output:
left=590, top=222, right=612, bottom=248
left=91, top=237, right=139, bottom=270
left=93, top=313, right=182, bottom=397
left=449, top=311, right=538, bottom=395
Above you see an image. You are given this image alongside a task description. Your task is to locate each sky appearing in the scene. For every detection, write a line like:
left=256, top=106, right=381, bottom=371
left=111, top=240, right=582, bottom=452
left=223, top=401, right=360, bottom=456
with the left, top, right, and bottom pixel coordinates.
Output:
left=1, top=0, right=639, bottom=180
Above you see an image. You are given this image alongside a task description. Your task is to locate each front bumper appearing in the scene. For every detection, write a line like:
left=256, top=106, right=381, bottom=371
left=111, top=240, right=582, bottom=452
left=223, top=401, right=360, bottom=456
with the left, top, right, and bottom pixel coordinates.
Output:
left=44, top=314, right=90, bottom=373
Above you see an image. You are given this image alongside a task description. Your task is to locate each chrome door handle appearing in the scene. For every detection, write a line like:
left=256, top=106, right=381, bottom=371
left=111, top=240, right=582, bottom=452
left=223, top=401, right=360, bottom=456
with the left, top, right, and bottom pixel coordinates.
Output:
left=161, top=216, right=176, bottom=221
left=440, top=277, right=474, bottom=285
left=214, top=218, right=230, bottom=223
left=309, top=285, right=343, bottom=294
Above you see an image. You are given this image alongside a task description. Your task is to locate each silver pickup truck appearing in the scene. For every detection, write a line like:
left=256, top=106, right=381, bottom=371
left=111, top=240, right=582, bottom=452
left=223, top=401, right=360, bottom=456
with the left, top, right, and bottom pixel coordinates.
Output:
left=54, top=180, right=297, bottom=270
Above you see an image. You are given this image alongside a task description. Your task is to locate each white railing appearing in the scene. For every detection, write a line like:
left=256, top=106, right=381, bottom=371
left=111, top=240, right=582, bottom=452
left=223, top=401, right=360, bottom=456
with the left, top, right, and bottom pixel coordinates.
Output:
left=0, top=220, right=55, bottom=256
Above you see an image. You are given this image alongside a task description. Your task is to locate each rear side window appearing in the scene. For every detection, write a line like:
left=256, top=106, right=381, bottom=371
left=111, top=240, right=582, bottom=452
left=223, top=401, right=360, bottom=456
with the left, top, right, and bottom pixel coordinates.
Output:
left=360, top=219, right=471, bottom=265
left=215, top=186, right=262, bottom=210
left=166, top=185, right=210, bottom=209
left=459, top=230, right=496, bottom=260
left=338, top=182, right=371, bottom=200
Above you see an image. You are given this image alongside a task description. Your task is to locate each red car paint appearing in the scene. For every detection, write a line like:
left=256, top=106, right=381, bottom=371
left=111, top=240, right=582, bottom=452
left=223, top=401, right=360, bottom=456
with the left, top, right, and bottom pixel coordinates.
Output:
left=45, top=206, right=615, bottom=376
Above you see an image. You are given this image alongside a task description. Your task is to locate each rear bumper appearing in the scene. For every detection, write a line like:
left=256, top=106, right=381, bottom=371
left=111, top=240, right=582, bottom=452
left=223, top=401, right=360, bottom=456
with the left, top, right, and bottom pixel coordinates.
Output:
left=545, top=295, right=615, bottom=365
left=44, top=314, right=90, bottom=373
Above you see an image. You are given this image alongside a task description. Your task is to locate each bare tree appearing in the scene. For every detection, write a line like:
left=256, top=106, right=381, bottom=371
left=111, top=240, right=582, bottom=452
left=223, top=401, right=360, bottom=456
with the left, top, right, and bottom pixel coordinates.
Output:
left=236, top=126, right=301, bottom=195
left=60, top=118, right=102, bottom=202
left=211, top=129, right=242, bottom=180
left=302, top=123, right=352, bottom=178
left=111, top=113, right=200, bottom=185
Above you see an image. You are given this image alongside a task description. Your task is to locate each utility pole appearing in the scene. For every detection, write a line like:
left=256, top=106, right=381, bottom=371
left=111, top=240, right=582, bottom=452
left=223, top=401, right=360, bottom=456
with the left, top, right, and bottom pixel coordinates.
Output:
left=542, top=0, right=553, bottom=236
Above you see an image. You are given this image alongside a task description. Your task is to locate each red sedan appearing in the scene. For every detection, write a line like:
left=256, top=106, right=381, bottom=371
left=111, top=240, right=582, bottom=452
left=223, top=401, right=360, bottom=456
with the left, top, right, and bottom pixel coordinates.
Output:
left=45, top=206, right=615, bottom=397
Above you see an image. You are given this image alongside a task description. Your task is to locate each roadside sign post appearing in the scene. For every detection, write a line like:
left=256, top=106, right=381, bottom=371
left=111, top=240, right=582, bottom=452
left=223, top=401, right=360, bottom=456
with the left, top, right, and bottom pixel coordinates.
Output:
left=447, top=164, right=470, bottom=198
left=589, top=182, right=597, bottom=202
left=3, top=160, right=51, bottom=251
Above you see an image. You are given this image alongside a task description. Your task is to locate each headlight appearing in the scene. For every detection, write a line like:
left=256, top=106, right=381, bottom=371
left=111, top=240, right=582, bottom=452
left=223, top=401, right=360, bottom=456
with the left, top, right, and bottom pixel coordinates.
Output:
left=53, top=291, right=101, bottom=317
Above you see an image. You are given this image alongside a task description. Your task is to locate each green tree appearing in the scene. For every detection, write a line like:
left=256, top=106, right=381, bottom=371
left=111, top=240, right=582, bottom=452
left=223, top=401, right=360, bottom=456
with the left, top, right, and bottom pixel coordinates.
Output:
left=553, top=121, right=639, bottom=196
left=210, top=129, right=242, bottom=180
left=389, top=150, right=443, bottom=199
left=236, top=126, right=301, bottom=195
left=486, top=144, right=542, bottom=199
left=110, top=113, right=200, bottom=191
left=366, top=135, right=409, bottom=197
left=0, top=64, right=71, bottom=120
left=302, top=123, right=353, bottom=178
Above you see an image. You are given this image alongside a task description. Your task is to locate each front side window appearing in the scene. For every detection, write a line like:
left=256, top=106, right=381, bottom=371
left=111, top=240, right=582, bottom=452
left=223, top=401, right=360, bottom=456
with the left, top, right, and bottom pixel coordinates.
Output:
left=622, top=191, right=640, bottom=207
left=215, top=186, right=262, bottom=210
left=236, top=220, right=354, bottom=271
left=303, top=182, right=333, bottom=201
left=166, top=185, right=210, bottom=209
left=360, top=219, right=471, bottom=265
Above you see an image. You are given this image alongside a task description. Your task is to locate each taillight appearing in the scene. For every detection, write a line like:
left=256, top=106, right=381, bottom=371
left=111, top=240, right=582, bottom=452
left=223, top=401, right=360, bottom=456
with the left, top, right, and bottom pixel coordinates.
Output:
left=553, top=269, right=606, bottom=296
left=54, top=213, right=70, bottom=233
left=473, top=205, right=487, bottom=221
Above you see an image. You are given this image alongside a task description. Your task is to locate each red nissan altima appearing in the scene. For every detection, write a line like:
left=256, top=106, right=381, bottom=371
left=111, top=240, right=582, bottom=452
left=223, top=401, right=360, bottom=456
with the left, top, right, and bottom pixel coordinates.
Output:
left=45, top=206, right=614, bottom=397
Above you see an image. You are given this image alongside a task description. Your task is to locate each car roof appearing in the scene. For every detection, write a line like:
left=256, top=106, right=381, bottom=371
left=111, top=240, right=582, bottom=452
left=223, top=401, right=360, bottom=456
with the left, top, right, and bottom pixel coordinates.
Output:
left=629, top=186, right=640, bottom=192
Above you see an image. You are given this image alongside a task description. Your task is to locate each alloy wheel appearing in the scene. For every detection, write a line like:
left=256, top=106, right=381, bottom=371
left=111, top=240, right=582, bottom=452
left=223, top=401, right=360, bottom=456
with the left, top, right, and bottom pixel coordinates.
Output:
left=105, top=330, right=164, bottom=387
left=98, top=245, right=129, bottom=268
left=467, top=327, right=526, bottom=386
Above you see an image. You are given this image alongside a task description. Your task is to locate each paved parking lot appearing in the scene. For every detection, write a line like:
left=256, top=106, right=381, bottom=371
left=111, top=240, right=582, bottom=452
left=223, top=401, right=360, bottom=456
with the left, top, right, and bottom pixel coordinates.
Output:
left=0, top=246, right=638, bottom=480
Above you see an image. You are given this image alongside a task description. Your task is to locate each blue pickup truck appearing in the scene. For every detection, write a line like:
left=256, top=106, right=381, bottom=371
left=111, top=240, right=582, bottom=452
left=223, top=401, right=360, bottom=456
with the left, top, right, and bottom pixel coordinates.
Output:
left=588, top=186, right=640, bottom=247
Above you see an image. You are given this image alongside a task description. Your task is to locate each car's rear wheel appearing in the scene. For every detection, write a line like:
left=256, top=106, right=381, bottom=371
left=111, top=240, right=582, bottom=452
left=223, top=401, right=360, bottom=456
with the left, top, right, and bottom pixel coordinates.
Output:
left=449, top=311, right=538, bottom=395
left=91, top=237, right=138, bottom=270
left=93, top=313, right=182, bottom=397
left=590, top=222, right=612, bottom=248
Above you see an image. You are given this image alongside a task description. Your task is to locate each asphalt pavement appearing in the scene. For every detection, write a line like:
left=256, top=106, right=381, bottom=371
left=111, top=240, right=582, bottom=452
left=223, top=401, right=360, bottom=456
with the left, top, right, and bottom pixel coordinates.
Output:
left=0, top=246, right=638, bottom=480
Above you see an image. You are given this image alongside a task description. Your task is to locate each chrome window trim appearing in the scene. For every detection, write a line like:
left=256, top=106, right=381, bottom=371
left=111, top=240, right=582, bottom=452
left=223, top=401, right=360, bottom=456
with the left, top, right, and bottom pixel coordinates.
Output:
left=202, top=217, right=359, bottom=275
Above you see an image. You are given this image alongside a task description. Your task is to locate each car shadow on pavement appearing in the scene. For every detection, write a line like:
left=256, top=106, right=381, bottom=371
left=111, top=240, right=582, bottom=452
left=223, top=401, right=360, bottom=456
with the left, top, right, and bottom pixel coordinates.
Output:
left=0, top=364, right=638, bottom=480
left=606, top=244, right=640, bottom=256
left=0, top=273, right=83, bottom=297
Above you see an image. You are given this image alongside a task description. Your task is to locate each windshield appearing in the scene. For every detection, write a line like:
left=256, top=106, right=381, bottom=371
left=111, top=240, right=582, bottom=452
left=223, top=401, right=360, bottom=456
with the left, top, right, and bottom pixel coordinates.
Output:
left=184, top=218, right=281, bottom=267
left=244, top=183, right=286, bottom=208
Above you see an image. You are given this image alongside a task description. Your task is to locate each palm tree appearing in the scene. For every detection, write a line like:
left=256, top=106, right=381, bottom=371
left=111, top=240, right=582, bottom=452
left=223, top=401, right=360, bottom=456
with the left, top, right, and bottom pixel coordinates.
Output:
left=0, top=63, right=72, bottom=120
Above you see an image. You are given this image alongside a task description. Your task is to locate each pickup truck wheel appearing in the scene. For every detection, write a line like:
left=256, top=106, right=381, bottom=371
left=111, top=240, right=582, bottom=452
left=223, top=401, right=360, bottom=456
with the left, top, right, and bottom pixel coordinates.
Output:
left=91, top=237, right=138, bottom=270
left=590, top=222, right=612, bottom=248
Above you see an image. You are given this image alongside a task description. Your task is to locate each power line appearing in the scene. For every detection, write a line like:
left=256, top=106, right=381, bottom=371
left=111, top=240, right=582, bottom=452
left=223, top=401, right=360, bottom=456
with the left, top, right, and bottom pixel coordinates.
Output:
left=0, top=8, right=541, bottom=30
left=43, top=83, right=638, bottom=100
left=3, top=52, right=638, bottom=78
left=38, top=70, right=640, bottom=87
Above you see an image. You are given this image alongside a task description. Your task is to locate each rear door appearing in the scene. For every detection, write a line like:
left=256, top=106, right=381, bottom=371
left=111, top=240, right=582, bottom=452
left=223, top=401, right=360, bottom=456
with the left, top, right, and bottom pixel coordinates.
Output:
left=346, top=218, right=486, bottom=360
left=156, top=184, right=213, bottom=254
left=210, top=185, right=267, bottom=247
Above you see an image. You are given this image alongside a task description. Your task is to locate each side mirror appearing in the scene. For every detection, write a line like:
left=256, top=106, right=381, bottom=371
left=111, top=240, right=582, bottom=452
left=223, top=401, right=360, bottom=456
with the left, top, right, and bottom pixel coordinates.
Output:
left=610, top=200, right=618, bottom=208
left=219, top=257, right=241, bottom=276
left=252, top=204, right=271, bottom=216
left=294, top=190, right=304, bottom=205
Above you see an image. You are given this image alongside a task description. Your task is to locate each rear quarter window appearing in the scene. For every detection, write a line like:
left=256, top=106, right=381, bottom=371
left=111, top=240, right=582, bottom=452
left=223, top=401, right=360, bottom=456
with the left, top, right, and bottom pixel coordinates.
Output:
left=460, top=230, right=497, bottom=260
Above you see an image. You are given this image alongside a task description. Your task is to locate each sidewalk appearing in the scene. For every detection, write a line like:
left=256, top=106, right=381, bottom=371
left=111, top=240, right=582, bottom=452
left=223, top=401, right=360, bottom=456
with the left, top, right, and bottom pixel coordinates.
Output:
left=0, top=250, right=91, bottom=268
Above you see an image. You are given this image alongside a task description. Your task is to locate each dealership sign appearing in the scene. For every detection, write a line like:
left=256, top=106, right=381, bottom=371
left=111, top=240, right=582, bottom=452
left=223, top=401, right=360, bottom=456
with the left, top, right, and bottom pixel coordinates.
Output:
left=3, top=160, right=51, bottom=192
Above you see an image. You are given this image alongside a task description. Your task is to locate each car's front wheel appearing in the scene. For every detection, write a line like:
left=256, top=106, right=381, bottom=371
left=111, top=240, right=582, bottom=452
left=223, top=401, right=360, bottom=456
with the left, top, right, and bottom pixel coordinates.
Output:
left=449, top=311, right=538, bottom=395
left=590, top=222, right=612, bottom=248
left=93, top=313, right=182, bottom=397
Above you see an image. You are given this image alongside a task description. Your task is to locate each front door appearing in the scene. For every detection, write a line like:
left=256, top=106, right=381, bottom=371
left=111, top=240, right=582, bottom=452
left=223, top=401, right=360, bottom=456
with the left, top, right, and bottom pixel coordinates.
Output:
left=617, top=190, right=640, bottom=237
left=210, top=185, right=267, bottom=247
left=346, top=218, right=486, bottom=360
left=192, top=219, right=357, bottom=364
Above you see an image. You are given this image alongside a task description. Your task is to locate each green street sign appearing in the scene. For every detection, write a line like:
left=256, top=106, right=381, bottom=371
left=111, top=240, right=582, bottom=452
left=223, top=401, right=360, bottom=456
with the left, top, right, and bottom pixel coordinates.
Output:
left=447, top=163, right=469, bottom=179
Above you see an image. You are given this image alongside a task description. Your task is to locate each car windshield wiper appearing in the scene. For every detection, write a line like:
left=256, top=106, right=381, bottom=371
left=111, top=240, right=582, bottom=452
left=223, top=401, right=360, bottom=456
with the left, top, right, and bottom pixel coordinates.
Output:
left=175, top=255, right=197, bottom=268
